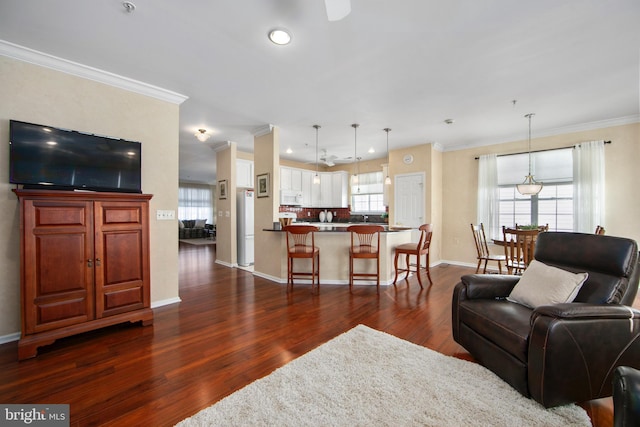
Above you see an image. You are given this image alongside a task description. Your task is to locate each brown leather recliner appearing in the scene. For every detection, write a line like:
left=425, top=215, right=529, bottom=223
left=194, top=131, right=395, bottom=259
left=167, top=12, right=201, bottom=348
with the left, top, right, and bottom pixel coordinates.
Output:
left=452, top=232, right=640, bottom=408
left=613, top=366, right=640, bottom=427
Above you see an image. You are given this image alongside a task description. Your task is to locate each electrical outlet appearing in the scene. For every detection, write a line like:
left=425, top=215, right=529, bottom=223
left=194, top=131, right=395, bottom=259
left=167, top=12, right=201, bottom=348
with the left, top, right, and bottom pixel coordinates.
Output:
left=156, top=210, right=175, bottom=220
left=225, top=211, right=230, bottom=217
left=218, top=211, right=223, bottom=216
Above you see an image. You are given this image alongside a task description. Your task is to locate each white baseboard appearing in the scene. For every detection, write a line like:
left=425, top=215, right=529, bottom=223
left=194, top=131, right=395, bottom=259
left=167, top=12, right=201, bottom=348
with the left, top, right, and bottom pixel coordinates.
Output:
left=0, top=332, right=21, bottom=344
left=151, top=297, right=182, bottom=309
left=215, top=259, right=234, bottom=268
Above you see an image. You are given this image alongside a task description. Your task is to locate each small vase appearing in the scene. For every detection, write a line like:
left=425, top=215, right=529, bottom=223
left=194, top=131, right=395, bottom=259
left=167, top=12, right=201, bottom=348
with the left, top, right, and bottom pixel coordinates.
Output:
left=326, top=211, right=333, bottom=223
left=319, top=210, right=326, bottom=223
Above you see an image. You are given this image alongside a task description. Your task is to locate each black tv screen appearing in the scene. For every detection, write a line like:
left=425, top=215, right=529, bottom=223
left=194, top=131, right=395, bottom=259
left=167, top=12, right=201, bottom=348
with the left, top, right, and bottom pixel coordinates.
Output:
left=9, top=120, right=142, bottom=193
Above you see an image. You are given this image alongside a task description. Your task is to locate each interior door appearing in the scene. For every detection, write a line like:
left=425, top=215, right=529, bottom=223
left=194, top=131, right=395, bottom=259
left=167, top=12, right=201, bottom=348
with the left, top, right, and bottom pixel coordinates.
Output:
left=394, top=173, right=424, bottom=227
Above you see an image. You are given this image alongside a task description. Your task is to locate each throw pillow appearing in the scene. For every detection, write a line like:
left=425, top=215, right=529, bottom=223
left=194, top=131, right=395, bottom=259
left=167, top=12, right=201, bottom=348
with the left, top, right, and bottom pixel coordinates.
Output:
left=178, top=220, right=185, bottom=229
left=194, top=219, right=206, bottom=228
left=507, top=259, right=588, bottom=309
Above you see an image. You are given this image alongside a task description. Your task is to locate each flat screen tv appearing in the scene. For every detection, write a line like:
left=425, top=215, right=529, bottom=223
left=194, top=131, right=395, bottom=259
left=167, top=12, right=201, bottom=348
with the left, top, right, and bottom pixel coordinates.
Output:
left=9, top=120, right=142, bottom=193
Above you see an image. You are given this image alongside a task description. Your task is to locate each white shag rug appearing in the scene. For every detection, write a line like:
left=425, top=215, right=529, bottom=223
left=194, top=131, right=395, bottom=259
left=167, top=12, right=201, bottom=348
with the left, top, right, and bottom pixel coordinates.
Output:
left=176, top=325, right=591, bottom=427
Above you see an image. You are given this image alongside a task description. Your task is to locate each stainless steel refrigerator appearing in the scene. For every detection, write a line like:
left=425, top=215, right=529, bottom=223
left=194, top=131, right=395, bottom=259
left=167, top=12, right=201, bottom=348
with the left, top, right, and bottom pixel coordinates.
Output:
left=237, top=189, right=254, bottom=266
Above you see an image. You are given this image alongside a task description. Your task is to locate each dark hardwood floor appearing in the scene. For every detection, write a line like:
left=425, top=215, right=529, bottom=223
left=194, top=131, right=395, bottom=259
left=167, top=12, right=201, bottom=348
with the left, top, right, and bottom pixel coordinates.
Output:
left=0, top=242, right=626, bottom=426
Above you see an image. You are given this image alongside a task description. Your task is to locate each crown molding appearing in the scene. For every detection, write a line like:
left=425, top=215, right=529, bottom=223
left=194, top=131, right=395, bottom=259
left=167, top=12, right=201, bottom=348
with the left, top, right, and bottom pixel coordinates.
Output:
left=442, top=114, right=640, bottom=152
left=0, top=39, right=188, bottom=105
left=211, top=141, right=232, bottom=152
left=252, top=124, right=274, bottom=137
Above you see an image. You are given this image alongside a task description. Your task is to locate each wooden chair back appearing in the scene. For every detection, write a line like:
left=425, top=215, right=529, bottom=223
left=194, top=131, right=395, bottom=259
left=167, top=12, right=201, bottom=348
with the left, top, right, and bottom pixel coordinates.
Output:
left=471, top=223, right=491, bottom=259
left=595, top=225, right=606, bottom=235
left=502, top=226, right=542, bottom=274
left=347, top=225, right=384, bottom=255
left=415, top=223, right=434, bottom=254
left=284, top=225, right=319, bottom=254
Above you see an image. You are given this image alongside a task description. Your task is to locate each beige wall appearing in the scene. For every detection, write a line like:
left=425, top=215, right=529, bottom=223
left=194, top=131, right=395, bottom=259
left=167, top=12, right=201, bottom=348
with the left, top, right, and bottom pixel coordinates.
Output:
left=0, top=56, right=181, bottom=338
left=254, top=128, right=285, bottom=280
left=214, top=143, right=237, bottom=266
left=442, top=122, right=640, bottom=266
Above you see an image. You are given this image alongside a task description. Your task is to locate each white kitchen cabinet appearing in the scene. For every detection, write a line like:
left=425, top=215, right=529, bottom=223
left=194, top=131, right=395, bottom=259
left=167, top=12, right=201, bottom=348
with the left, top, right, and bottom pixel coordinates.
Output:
left=319, top=173, right=333, bottom=207
left=291, top=169, right=302, bottom=191
left=301, top=171, right=313, bottom=206
left=237, top=159, right=253, bottom=188
left=280, top=167, right=292, bottom=190
left=331, top=171, right=348, bottom=208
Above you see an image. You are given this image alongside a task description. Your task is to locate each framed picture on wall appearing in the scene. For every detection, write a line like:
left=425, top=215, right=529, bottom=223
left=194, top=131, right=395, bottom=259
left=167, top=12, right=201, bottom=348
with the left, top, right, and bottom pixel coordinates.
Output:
left=256, top=173, right=270, bottom=198
left=218, top=179, right=227, bottom=199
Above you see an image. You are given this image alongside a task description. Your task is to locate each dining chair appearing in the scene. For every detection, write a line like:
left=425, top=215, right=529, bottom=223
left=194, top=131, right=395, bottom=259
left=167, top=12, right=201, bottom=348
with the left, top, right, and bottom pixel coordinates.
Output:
left=502, top=226, right=541, bottom=275
left=393, top=224, right=433, bottom=288
left=284, top=225, right=320, bottom=293
left=347, top=225, right=384, bottom=293
left=595, top=225, right=606, bottom=235
left=470, top=223, right=505, bottom=274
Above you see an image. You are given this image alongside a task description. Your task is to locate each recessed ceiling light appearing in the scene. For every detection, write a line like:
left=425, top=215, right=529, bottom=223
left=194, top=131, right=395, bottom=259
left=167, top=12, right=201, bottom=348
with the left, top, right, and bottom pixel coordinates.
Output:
left=368, top=147, right=375, bottom=153
left=286, top=147, right=293, bottom=154
left=268, top=29, right=292, bottom=45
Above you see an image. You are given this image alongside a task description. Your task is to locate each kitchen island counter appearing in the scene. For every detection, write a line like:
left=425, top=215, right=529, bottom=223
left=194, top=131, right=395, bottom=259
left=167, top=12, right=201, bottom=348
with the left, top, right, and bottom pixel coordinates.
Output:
left=257, top=225, right=416, bottom=286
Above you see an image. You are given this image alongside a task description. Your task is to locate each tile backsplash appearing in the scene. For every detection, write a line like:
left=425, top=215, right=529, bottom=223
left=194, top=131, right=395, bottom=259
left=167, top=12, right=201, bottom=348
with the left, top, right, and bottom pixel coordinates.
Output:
left=278, top=206, right=388, bottom=223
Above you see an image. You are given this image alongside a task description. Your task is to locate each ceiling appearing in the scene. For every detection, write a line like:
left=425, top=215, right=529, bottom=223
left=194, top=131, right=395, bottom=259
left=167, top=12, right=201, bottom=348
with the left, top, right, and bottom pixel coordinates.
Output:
left=1, top=1, right=638, bottom=184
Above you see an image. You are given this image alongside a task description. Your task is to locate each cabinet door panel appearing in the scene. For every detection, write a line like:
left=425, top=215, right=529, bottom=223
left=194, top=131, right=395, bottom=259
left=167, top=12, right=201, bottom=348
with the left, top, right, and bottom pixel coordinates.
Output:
left=94, top=202, right=149, bottom=318
left=23, top=201, right=94, bottom=334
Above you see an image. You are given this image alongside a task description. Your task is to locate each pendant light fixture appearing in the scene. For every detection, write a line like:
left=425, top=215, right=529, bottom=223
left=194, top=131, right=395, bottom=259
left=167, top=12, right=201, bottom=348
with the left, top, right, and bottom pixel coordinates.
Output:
left=516, top=113, right=543, bottom=196
left=195, top=128, right=211, bottom=142
left=313, top=125, right=321, bottom=185
left=351, top=124, right=359, bottom=188
left=383, top=128, right=391, bottom=185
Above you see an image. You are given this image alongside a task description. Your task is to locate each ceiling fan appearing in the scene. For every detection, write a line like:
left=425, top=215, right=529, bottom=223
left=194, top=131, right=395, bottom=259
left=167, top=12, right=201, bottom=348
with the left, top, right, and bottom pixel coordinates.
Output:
left=307, top=149, right=351, bottom=167
left=324, top=0, right=351, bottom=21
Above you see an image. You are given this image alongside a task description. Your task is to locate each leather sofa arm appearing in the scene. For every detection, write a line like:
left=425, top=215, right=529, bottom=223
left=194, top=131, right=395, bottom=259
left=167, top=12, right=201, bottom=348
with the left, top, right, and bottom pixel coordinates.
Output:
left=532, top=303, right=640, bottom=324
left=528, top=305, right=640, bottom=407
left=457, top=274, right=521, bottom=300
left=613, top=366, right=640, bottom=427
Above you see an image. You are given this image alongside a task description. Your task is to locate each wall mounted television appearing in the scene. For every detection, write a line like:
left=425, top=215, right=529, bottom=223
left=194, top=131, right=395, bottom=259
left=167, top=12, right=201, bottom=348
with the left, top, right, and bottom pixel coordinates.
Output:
left=9, top=120, right=142, bottom=193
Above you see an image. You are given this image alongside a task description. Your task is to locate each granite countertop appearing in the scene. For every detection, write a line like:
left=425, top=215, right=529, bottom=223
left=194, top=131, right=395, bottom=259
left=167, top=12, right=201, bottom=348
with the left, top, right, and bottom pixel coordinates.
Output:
left=264, top=223, right=412, bottom=233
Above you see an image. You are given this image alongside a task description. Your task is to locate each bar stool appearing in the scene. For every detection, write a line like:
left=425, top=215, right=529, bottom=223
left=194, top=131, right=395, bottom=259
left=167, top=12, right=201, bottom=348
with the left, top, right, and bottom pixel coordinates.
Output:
left=347, top=225, right=384, bottom=293
left=284, top=225, right=320, bottom=293
left=393, top=224, right=433, bottom=288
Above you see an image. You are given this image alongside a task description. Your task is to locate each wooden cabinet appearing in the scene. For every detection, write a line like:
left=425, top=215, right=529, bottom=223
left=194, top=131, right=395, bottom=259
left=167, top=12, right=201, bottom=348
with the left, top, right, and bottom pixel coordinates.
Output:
left=14, top=189, right=153, bottom=360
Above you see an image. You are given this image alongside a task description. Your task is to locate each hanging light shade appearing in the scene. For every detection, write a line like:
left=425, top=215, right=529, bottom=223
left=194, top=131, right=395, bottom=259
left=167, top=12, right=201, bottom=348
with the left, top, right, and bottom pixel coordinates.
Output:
left=516, top=113, right=543, bottom=196
left=383, top=128, right=391, bottom=185
left=351, top=124, right=359, bottom=187
left=313, top=125, right=321, bottom=185
left=195, top=128, right=211, bottom=142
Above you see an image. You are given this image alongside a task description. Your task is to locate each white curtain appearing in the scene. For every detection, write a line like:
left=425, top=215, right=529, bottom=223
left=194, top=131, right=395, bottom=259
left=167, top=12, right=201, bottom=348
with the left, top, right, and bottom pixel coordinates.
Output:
left=477, top=154, right=500, bottom=239
left=573, top=141, right=605, bottom=233
left=178, top=184, right=214, bottom=223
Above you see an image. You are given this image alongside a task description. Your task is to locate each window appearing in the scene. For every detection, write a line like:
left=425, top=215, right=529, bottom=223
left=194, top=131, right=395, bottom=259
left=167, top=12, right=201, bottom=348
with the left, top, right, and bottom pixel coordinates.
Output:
left=351, top=171, right=385, bottom=213
left=498, top=184, right=573, bottom=232
left=496, top=148, right=573, bottom=233
left=178, top=184, right=214, bottom=222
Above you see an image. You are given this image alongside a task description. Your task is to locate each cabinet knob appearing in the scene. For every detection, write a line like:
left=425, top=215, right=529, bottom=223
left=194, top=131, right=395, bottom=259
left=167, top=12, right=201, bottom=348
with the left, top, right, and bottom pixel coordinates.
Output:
left=95, top=258, right=101, bottom=267
left=87, top=259, right=93, bottom=268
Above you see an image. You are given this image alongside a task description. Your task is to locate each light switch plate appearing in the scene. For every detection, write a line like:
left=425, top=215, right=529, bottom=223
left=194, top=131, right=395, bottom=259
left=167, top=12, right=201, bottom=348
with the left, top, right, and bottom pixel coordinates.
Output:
left=156, top=210, right=175, bottom=220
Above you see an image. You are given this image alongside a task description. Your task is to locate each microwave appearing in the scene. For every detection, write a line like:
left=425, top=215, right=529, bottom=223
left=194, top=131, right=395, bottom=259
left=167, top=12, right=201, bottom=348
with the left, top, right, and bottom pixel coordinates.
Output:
left=280, top=190, right=303, bottom=206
